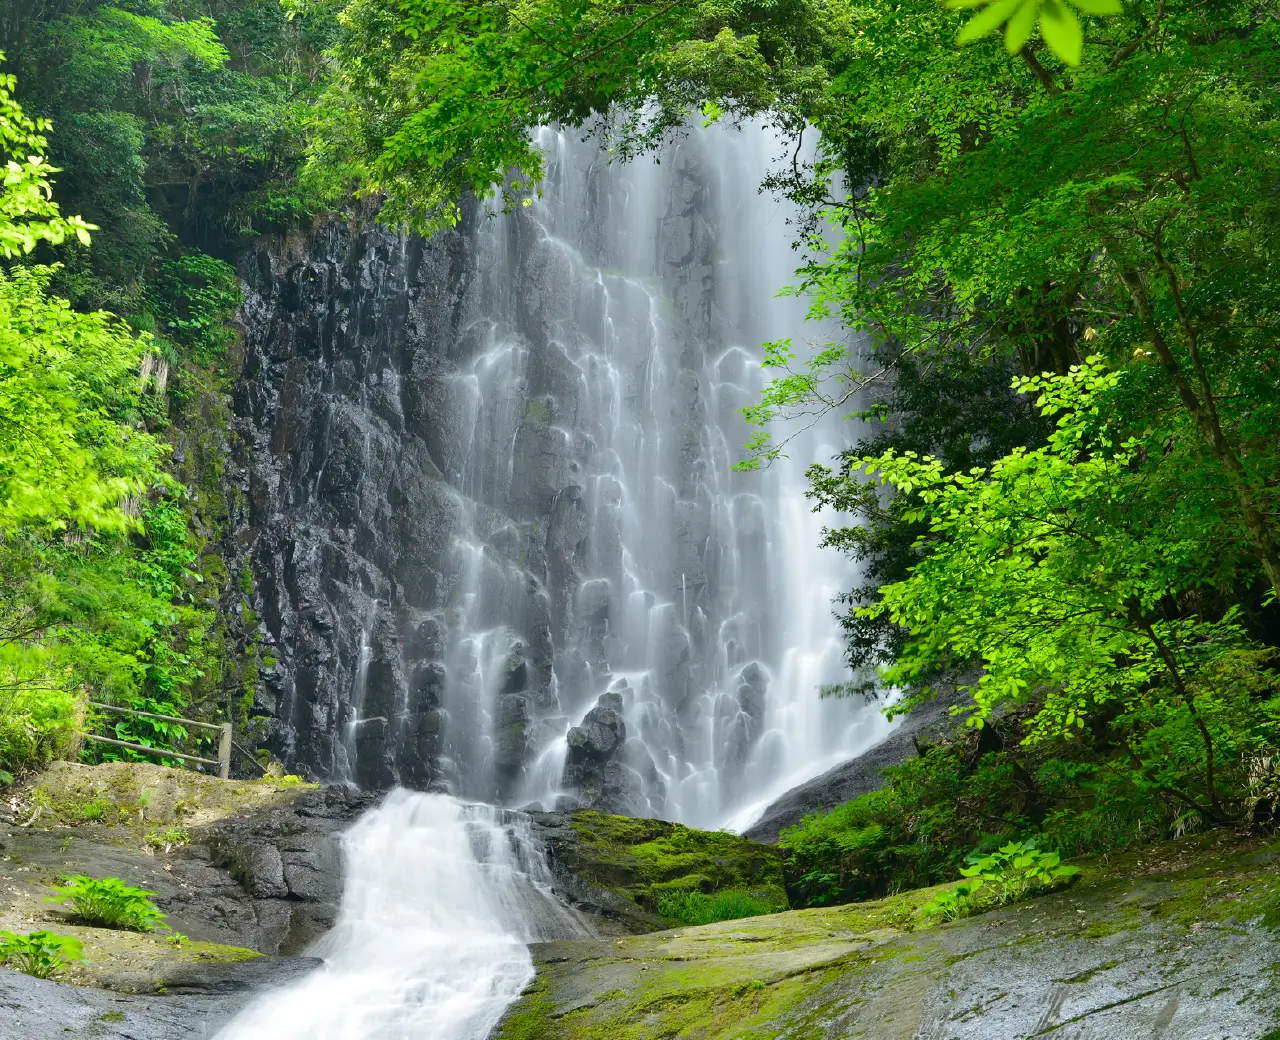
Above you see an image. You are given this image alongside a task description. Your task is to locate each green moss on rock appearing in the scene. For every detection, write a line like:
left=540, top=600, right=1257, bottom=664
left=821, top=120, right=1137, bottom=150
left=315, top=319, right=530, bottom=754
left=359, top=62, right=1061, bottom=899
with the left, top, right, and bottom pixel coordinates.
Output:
left=33, top=760, right=315, bottom=833
left=554, top=810, right=787, bottom=929
left=499, top=830, right=1280, bottom=1039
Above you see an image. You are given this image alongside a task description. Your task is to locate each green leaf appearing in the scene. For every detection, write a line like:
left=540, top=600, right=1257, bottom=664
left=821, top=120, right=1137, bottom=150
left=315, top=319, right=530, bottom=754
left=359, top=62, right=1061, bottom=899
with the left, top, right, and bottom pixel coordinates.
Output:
left=1004, top=0, right=1039, bottom=52
left=1062, top=0, right=1122, bottom=12
left=1039, top=0, right=1083, bottom=63
left=957, top=0, right=1024, bottom=44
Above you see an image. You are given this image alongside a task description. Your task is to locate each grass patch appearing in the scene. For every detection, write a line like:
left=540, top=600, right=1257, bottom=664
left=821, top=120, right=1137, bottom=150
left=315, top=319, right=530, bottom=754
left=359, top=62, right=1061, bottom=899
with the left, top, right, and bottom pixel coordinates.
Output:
left=658, top=888, right=787, bottom=926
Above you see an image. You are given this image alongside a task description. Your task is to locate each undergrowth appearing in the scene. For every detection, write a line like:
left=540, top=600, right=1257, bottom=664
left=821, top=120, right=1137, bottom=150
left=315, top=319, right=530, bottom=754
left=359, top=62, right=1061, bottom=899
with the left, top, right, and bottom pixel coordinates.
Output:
left=658, top=888, right=787, bottom=926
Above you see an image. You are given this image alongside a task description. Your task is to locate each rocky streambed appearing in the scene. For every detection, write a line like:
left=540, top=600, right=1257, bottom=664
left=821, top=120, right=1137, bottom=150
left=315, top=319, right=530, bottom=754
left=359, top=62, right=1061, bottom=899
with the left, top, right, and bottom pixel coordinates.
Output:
left=0, top=762, right=784, bottom=1038
left=5, top=762, right=1280, bottom=1039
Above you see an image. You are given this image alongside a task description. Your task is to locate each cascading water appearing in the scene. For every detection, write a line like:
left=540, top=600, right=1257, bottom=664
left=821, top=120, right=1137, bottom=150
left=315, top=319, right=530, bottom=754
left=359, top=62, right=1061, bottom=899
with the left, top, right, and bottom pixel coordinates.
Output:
left=237, top=119, right=892, bottom=831
left=215, top=789, right=588, bottom=1040
left=455, top=121, right=892, bottom=829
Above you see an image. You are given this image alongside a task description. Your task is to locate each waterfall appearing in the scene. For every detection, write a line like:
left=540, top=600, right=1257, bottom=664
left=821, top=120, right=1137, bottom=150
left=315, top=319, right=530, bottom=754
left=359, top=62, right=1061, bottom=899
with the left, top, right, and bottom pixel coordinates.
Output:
left=237, top=120, right=892, bottom=829
left=215, top=790, right=588, bottom=1040
left=470, top=121, right=893, bottom=829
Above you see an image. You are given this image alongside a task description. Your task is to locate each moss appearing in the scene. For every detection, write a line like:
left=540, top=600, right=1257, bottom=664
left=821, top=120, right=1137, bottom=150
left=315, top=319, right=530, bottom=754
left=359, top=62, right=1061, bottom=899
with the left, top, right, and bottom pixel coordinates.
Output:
left=33, top=760, right=310, bottom=834
left=496, top=976, right=563, bottom=1040
left=524, top=396, right=551, bottom=426
left=503, top=831, right=1280, bottom=1039
left=566, top=811, right=787, bottom=918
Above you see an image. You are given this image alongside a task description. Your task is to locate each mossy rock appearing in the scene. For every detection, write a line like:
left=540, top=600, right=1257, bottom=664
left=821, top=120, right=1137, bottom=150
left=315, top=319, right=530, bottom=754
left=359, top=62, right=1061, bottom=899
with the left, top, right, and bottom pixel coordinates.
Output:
left=534, top=810, right=787, bottom=932
left=51, top=924, right=262, bottom=995
left=31, top=760, right=316, bottom=833
left=499, top=828, right=1280, bottom=1039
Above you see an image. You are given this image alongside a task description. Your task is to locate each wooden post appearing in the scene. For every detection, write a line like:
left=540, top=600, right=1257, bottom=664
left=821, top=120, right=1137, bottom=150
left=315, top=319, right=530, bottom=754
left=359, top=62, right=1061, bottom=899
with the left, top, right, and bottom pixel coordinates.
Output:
left=218, top=722, right=232, bottom=780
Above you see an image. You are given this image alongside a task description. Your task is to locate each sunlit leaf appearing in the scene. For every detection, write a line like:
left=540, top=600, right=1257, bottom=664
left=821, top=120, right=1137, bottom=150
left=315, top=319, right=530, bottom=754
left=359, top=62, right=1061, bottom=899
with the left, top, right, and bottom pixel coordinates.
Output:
left=1004, top=0, right=1039, bottom=52
left=1039, top=0, right=1083, bottom=63
left=1063, top=0, right=1123, bottom=12
left=957, top=0, right=1023, bottom=44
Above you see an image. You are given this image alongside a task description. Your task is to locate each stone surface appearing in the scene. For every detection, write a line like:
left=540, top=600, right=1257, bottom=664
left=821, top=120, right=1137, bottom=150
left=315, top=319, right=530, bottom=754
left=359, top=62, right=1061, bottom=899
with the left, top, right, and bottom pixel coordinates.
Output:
left=496, top=829, right=1280, bottom=1039
left=0, top=768, right=373, bottom=1039
left=223, top=128, right=879, bottom=826
left=0, top=957, right=319, bottom=1040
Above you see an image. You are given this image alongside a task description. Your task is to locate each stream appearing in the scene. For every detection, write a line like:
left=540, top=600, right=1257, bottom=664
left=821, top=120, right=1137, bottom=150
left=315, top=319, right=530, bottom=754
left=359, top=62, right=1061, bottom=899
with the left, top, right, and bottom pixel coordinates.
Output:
left=215, top=790, right=587, bottom=1039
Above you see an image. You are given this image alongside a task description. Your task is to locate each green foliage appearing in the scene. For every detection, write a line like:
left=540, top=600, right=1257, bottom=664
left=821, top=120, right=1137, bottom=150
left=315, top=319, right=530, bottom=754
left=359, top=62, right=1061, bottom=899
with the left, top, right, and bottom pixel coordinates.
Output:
left=79, top=797, right=111, bottom=821
left=145, top=254, right=241, bottom=365
left=297, top=0, right=821, bottom=229
left=658, top=888, right=786, bottom=926
left=0, top=929, right=85, bottom=979
left=9, top=0, right=334, bottom=303
left=917, top=880, right=984, bottom=922
left=918, top=840, right=1079, bottom=921
left=46, top=874, right=167, bottom=932
left=145, top=825, right=189, bottom=851
left=957, top=840, right=1080, bottom=901
left=778, top=716, right=1170, bottom=908
left=0, top=265, right=169, bottom=534
left=949, top=0, right=1122, bottom=66
left=846, top=359, right=1280, bottom=824
left=0, top=56, right=95, bottom=257
left=813, top=346, right=1050, bottom=693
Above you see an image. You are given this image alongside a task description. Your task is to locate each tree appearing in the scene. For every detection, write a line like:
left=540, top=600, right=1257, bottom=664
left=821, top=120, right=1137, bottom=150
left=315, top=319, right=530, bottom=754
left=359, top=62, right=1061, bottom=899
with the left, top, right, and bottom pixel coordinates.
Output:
left=0, top=64, right=215, bottom=773
left=823, top=359, right=1278, bottom=822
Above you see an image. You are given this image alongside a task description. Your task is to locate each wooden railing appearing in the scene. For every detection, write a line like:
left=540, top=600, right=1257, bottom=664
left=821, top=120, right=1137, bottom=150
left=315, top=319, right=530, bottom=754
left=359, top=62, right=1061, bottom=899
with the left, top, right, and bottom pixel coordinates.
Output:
left=83, top=702, right=232, bottom=780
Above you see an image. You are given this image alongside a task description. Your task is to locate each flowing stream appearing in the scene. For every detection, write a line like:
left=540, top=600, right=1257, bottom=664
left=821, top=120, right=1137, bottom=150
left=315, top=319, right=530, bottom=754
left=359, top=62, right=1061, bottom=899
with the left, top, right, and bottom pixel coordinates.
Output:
left=215, top=790, right=587, bottom=1040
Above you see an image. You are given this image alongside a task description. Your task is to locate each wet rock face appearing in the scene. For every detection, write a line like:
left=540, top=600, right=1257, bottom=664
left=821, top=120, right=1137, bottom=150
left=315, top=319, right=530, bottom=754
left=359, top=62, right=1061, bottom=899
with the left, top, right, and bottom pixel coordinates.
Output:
left=224, top=146, right=742, bottom=810
left=230, top=208, right=562, bottom=800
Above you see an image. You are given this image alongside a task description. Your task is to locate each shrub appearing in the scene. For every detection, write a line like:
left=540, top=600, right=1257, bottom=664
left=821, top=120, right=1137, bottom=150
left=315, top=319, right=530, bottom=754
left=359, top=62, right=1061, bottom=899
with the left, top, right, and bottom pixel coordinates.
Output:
left=0, top=930, right=84, bottom=978
left=957, top=840, right=1080, bottom=905
left=657, top=888, right=786, bottom=926
left=778, top=719, right=1169, bottom=909
left=45, top=875, right=167, bottom=931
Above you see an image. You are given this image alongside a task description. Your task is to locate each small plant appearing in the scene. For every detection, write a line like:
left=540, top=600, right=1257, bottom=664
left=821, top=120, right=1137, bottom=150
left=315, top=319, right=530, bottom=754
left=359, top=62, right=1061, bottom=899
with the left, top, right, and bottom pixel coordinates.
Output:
left=959, top=840, right=1080, bottom=904
left=918, top=880, right=985, bottom=922
left=917, top=841, right=1080, bottom=923
left=79, top=797, right=111, bottom=822
left=658, top=888, right=787, bottom=926
left=45, top=875, right=167, bottom=932
left=0, top=930, right=84, bottom=979
left=145, top=827, right=189, bottom=853
left=166, top=931, right=188, bottom=947
left=264, top=773, right=311, bottom=788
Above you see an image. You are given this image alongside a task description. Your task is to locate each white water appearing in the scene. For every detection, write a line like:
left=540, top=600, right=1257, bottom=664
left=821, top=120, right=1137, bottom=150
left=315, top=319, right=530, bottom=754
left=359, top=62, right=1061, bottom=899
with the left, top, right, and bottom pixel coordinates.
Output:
left=215, top=790, right=587, bottom=1040
left=471, top=121, right=893, bottom=829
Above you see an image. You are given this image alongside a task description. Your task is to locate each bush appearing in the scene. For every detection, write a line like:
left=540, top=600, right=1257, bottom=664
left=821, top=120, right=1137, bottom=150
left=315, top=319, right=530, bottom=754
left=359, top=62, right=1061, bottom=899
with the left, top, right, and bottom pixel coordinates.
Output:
left=0, top=930, right=84, bottom=978
left=778, top=717, right=1171, bottom=909
left=45, top=874, right=167, bottom=931
left=0, top=680, right=84, bottom=776
left=657, top=888, right=787, bottom=926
